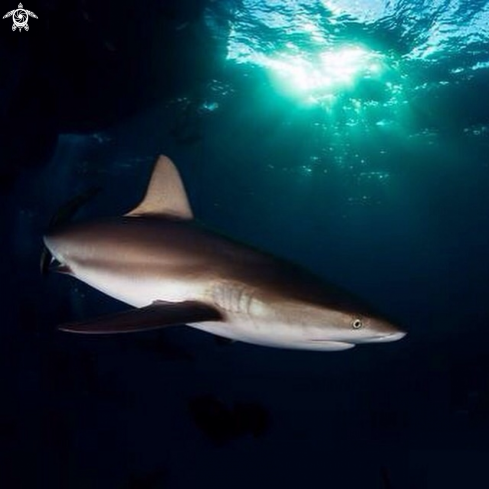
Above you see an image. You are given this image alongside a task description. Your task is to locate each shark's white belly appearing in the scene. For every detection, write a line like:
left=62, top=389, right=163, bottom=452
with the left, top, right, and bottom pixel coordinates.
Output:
left=189, top=320, right=353, bottom=350
left=72, top=265, right=354, bottom=351
left=72, top=265, right=206, bottom=308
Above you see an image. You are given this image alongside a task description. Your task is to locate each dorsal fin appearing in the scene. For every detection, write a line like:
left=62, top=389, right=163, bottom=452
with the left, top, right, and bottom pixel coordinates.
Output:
left=125, top=155, right=193, bottom=219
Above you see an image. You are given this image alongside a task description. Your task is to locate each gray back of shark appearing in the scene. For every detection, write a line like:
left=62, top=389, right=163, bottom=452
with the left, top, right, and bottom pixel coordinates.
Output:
left=43, top=155, right=406, bottom=350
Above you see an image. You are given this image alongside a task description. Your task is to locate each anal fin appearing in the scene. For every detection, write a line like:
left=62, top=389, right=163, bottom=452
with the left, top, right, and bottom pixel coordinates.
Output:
left=59, top=300, right=222, bottom=334
left=214, top=335, right=236, bottom=346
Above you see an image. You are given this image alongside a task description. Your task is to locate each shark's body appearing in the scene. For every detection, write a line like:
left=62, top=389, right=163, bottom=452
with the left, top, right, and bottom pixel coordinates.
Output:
left=43, top=156, right=406, bottom=350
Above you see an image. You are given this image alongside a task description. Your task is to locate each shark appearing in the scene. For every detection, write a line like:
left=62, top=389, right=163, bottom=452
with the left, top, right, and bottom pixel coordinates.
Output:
left=43, top=155, right=406, bottom=351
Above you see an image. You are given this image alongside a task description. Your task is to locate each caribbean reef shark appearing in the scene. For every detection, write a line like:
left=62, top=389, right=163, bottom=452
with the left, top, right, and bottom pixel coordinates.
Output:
left=43, top=155, right=406, bottom=350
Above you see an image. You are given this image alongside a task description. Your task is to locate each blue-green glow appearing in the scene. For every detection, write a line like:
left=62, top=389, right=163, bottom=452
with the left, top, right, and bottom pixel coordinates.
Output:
left=202, top=0, right=489, bottom=205
left=223, top=2, right=405, bottom=110
left=248, top=45, right=387, bottom=104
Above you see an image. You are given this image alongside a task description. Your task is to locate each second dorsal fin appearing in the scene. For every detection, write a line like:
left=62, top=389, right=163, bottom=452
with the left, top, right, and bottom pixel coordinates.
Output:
left=125, top=155, right=193, bottom=219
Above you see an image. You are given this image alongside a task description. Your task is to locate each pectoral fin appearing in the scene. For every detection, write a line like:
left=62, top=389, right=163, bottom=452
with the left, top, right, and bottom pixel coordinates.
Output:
left=59, top=300, right=222, bottom=334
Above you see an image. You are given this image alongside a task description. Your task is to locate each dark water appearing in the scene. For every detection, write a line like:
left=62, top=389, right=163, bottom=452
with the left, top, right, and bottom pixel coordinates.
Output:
left=1, top=0, right=489, bottom=487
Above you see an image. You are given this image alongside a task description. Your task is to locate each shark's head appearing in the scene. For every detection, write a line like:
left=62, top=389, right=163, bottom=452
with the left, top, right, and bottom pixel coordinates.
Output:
left=268, top=298, right=406, bottom=351
left=311, top=307, right=405, bottom=348
left=252, top=269, right=407, bottom=351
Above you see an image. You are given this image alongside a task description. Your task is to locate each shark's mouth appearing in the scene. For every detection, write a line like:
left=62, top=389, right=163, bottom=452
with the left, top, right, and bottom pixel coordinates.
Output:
left=306, top=340, right=355, bottom=350
left=360, top=331, right=407, bottom=343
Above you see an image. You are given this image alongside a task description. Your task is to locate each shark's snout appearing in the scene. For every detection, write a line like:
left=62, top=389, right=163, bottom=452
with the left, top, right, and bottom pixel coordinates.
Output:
left=377, top=330, right=406, bottom=342
left=361, top=329, right=407, bottom=344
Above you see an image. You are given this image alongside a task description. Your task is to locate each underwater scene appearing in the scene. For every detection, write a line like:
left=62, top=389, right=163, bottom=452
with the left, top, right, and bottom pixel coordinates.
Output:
left=1, top=0, right=489, bottom=487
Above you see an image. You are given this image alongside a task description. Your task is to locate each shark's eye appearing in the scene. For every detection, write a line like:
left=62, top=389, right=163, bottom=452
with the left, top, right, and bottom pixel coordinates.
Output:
left=352, top=319, right=363, bottom=329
